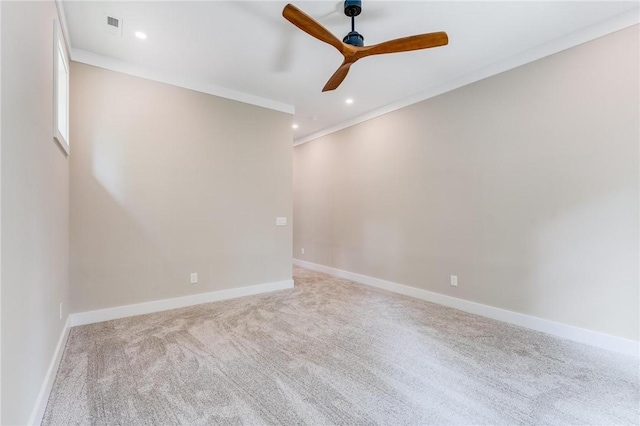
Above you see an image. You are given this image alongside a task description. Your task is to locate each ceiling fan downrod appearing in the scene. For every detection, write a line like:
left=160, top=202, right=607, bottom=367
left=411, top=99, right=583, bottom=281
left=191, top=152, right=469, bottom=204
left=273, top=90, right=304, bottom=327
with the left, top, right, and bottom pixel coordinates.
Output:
left=343, top=0, right=364, bottom=47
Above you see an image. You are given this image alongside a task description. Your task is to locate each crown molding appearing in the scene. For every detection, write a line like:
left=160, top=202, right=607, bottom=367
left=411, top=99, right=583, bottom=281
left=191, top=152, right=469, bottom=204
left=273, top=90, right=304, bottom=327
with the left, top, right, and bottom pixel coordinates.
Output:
left=51, top=1, right=639, bottom=142
left=294, top=8, right=640, bottom=146
left=71, top=48, right=295, bottom=114
left=56, top=0, right=294, bottom=114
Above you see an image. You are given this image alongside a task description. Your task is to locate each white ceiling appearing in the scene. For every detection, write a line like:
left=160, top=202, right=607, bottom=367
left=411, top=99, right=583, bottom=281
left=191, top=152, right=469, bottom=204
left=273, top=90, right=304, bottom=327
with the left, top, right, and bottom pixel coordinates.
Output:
left=62, top=1, right=639, bottom=143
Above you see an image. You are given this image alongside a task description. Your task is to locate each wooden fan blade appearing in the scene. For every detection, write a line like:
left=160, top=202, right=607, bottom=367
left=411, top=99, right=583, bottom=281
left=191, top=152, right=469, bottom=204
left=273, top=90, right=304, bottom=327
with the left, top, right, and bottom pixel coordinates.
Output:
left=283, top=4, right=344, bottom=52
left=361, top=31, right=448, bottom=57
left=322, top=61, right=355, bottom=92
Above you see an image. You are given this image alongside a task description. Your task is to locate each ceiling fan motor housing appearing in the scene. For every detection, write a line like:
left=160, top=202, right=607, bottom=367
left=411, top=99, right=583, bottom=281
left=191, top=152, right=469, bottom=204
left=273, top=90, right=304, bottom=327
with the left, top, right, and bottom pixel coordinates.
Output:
left=343, top=31, right=364, bottom=47
left=344, top=0, right=362, bottom=17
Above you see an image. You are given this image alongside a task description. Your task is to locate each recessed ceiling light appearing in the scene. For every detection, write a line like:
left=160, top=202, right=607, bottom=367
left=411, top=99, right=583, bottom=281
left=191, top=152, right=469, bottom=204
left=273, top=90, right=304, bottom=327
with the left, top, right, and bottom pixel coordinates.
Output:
left=345, top=98, right=354, bottom=105
left=135, top=31, right=147, bottom=40
left=292, top=124, right=299, bottom=129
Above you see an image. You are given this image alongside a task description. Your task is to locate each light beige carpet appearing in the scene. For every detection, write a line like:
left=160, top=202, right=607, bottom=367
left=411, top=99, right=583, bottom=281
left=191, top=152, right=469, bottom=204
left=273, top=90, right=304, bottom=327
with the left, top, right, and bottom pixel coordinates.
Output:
left=43, top=266, right=639, bottom=425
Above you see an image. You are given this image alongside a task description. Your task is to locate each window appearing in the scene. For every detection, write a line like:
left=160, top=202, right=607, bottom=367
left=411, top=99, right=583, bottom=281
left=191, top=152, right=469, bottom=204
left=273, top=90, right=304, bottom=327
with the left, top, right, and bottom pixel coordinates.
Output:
left=53, top=20, right=70, bottom=155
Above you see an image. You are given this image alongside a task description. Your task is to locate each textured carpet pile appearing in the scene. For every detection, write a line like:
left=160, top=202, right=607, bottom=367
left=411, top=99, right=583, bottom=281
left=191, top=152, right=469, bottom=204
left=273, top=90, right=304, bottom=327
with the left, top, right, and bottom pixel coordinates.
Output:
left=43, top=266, right=639, bottom=425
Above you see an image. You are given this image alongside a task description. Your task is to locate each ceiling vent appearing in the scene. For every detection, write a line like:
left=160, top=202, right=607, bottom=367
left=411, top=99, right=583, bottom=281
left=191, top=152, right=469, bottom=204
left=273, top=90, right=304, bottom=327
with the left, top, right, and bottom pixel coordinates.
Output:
left=105, top=14, right=123, bottom=36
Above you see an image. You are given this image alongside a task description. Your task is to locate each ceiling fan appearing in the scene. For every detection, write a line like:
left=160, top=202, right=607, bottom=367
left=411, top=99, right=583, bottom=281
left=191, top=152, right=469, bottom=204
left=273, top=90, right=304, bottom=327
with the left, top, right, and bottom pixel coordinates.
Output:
left=282, top=0, right=449, bottom=92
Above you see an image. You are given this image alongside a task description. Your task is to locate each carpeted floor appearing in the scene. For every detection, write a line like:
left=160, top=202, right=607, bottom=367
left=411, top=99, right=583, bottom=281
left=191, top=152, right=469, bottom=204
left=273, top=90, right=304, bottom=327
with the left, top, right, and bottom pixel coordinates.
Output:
left=43, top=266, right=639, bottom=425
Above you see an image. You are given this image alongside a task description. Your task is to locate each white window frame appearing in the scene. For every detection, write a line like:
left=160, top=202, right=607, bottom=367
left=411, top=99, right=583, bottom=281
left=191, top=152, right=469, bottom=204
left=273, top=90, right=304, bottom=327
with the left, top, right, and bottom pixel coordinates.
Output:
left=53, top=20, right=70, bottom=156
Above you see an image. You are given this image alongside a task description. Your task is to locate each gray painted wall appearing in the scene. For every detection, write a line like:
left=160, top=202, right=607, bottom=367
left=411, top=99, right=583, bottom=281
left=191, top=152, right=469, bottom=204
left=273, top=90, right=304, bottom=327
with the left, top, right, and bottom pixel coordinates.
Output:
left=1, top=2, right=70, bottom=423
left=70, top=63, right=293, bottom=313
left=293, top=26, right=639, bottom=341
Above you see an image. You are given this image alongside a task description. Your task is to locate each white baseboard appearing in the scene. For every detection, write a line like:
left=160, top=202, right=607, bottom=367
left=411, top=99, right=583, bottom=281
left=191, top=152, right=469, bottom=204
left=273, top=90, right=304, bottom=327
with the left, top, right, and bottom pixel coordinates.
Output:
left=28, top=317, right=71, bottom=426
left=293, top=258, right=639, bottom=357
left=69, top=279, right=294, bottom=327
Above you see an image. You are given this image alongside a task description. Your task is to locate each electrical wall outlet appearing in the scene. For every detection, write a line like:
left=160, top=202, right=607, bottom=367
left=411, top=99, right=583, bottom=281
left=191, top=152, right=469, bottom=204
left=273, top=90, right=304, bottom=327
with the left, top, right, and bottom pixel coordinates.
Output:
left=301, top=248, right=305, bottom=255
left=276, top=217, right=287, bottom=226
left=450, top=275, right=458, bottom=287
left=190, top=273, right=198, bottom=284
